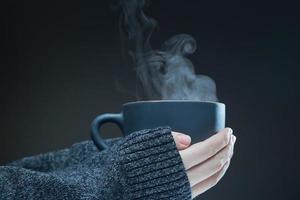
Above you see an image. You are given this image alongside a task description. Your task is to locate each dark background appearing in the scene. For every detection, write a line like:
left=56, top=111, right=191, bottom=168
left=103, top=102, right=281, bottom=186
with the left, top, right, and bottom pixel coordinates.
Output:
left=1, top=0, right=299, bottom=199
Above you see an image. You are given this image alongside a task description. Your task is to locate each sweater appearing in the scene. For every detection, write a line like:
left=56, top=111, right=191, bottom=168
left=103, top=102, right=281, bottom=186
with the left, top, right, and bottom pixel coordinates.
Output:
left=0, top=127, right=192, bottom=200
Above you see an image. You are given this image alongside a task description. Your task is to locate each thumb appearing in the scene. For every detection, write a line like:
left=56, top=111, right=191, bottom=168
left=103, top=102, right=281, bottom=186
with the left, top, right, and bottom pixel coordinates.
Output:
left=171, top=131, right=192, bottom=150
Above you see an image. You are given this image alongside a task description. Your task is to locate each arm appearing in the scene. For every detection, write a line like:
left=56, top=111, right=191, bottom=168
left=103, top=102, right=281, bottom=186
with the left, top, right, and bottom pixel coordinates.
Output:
left=0, top=127, right=191, bottom=200
left=1, top=127, right=236, bottom=199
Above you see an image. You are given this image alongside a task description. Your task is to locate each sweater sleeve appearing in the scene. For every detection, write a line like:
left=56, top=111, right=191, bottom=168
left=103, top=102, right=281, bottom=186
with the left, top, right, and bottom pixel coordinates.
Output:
left=0, top=127, right=192, bottom=200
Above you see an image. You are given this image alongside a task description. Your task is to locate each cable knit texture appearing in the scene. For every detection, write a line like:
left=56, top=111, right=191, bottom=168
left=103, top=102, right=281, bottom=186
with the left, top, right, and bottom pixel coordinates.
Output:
left=0, top=127, right=192, bottom=200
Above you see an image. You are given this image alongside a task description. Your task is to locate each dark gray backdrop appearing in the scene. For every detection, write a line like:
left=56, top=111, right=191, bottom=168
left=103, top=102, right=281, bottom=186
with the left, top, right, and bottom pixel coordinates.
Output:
left=1, top=0, right=299, bottom=199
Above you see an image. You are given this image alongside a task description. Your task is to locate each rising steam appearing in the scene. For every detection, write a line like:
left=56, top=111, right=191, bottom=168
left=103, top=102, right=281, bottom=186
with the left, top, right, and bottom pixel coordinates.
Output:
left=116, top=0, right=218, bottom=101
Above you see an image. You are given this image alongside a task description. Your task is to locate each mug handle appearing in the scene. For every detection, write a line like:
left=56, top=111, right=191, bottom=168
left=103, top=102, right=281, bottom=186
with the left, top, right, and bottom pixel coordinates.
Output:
left=90, top=113, right=124, bottom=150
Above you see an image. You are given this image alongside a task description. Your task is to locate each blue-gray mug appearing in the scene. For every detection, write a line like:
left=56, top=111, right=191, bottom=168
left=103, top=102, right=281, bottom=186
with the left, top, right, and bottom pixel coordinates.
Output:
left=91, top=100, right=225, bottom=151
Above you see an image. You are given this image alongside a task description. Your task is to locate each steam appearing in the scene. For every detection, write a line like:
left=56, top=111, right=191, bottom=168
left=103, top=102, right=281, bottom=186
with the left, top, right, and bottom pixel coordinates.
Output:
left=116, top=0, right=218, bottom=101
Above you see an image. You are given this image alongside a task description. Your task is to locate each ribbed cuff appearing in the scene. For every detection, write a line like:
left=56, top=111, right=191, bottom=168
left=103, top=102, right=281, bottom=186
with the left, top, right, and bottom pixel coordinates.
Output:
left=118, top=127, right=192, bottom=200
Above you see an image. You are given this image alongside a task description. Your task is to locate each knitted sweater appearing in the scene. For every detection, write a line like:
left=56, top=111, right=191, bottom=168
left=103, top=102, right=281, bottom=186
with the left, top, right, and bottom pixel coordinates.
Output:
left=0, top=127, right=192, bottom=199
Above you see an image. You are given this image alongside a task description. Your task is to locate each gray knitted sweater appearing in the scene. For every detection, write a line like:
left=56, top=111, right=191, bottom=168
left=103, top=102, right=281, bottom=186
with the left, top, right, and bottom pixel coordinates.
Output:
left=0, top=127, right=192, bottom=199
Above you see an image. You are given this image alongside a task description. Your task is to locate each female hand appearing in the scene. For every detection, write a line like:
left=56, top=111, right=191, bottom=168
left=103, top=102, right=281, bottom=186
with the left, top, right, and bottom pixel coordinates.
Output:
left=172, top=128, right=236, bottom=199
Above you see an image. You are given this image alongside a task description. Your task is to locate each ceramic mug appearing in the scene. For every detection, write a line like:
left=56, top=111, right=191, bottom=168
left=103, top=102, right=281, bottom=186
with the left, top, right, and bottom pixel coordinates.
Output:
left=91, top=100, right=225, bottom=150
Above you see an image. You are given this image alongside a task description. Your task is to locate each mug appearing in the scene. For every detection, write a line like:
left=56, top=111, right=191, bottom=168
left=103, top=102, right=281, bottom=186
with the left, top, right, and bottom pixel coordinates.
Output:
left=91, top=100, right=225, bottom=150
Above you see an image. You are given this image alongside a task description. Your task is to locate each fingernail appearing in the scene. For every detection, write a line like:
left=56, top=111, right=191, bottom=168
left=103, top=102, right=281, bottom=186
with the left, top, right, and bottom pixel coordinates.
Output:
left=233, top=135, right=236, bottom=143
left=179, top=135, right=191, bottom=146
left=227, top=128, right=233, bottom=134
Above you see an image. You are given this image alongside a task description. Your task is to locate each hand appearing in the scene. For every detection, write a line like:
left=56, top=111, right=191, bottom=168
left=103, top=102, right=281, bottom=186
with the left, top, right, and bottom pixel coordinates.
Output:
left=172, top=128, right=236, bottom=199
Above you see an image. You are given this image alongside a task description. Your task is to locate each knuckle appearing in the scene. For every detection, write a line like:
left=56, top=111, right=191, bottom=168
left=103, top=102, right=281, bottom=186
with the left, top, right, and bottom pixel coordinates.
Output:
left=208, top=140, right=222, bottom=155
left=220, top=137, right=229, bottom=148
left=225, top=147, right=231, bottom=158
left=207, top=144, right=216, bottom=156
left=221, top=130, right=231, bottom=145
left=215, top=159, right=225, bottom=171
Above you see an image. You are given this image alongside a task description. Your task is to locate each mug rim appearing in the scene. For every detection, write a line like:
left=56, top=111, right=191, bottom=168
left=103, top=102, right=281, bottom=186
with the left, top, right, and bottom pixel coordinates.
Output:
left=123, top=100, right=225, bottom=107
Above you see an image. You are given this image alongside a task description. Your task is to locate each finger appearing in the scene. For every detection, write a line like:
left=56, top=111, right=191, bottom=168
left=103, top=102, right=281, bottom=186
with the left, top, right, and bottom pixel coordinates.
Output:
left=172, top=131, right=192, bottom=150
left=180, top=128, right=233, bottom=170
left=191, top=159, right=231, bottom=199
left=187, top=134, right=235, bottom=187
left=231, top=135, right=236, bottom=158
